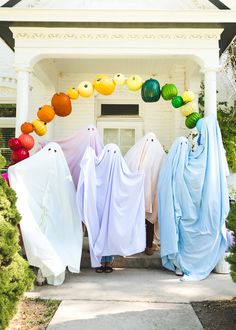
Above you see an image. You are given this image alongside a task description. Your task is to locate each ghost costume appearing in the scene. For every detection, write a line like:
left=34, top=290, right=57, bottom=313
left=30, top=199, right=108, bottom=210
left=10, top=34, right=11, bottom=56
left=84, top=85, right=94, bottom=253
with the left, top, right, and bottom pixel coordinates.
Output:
left=124, top=132, right=165, bottom=224
left=8, top=142, right=83, bottom=285
left=77, top=143, right=146, bottom=267
left=56, top=125, right=104, bottom=187
left=158, top=115, right=229, bottom=281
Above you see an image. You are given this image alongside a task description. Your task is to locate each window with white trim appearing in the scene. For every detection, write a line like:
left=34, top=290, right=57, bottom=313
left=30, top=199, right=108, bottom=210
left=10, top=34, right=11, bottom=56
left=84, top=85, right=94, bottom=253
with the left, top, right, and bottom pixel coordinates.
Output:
left=0, top=104, right=16, bottom=170
left=97, top=103, right=143, bottom=155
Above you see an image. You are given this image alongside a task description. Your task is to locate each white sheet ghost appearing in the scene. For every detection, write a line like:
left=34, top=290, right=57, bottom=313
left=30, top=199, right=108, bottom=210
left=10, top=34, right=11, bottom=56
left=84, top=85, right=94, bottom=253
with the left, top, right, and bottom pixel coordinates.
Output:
left=56, top=124, right=104, bottom=187
left=124, top=132, right=165, bottom=224
left=8, top=142, right=83, bottom=285
left=76, top=143, right=146, bottom=267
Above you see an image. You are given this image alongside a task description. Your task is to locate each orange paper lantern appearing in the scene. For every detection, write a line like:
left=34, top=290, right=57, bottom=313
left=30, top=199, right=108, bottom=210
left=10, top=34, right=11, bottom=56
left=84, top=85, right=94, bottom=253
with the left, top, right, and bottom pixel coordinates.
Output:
left=21, top=122, right=34, bottom=134
left=37, top=105, right=55, bottom=123
left=51, top=93, right=72, bottom=117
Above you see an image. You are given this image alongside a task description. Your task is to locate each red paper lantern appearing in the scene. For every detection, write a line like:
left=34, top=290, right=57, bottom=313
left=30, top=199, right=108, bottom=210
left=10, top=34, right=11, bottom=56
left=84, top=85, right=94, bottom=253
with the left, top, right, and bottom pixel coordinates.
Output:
left=18, top=134, right=35, bottom=151
left=11, top=148, right=29, bottom=163
left=8, top=138, right=22, bottom=151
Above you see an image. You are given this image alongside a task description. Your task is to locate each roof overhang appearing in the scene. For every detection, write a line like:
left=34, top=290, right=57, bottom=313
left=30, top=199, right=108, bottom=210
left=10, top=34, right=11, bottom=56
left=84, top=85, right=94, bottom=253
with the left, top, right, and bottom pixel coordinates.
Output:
left=1, top=8, right=236, bottom=23
left=0, top=8, right=235, bottom=55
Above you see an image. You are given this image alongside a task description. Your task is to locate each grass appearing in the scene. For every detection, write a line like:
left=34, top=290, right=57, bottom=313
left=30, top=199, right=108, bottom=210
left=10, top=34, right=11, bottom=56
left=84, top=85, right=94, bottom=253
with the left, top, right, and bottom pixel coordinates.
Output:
left=8, top=298, right=61, bottom=330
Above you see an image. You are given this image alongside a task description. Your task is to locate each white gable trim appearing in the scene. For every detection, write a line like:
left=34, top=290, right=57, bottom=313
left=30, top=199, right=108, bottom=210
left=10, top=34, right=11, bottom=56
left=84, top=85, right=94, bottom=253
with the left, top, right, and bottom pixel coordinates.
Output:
left=1, top=8, right=236, bottom=23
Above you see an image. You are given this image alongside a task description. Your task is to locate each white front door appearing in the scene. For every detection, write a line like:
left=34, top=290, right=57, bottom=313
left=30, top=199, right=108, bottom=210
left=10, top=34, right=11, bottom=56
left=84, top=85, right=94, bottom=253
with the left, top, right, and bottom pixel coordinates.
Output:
left=103, top=128, right=135, bottom=155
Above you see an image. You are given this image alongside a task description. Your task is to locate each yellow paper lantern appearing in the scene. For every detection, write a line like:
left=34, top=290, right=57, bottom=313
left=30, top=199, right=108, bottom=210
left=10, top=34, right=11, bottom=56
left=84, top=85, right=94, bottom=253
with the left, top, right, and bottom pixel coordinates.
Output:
left=67, top=88, right=79, bottom=100
left=180, top=102, right=195, bottom=117
left=77, top=81, right=94, bottom=98
left=32, top=120, right=47, bottom=136
left=93, top=76, right=116, bottom=96
left=113, top=73, right=126, bottom=85
left=126, top=75, right=143, bottom=91
left=182, top=90, right=195, bottom=103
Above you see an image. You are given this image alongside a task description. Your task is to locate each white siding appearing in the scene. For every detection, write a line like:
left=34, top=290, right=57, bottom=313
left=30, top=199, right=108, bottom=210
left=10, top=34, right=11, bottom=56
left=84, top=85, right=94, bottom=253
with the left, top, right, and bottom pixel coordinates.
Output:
left=55, top=70, right=190, bottom=150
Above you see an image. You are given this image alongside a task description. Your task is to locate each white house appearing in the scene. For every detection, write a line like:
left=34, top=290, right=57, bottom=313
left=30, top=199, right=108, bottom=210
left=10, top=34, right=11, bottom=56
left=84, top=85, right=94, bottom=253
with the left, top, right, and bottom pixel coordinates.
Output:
left=0, top=0, right=235, bottom=164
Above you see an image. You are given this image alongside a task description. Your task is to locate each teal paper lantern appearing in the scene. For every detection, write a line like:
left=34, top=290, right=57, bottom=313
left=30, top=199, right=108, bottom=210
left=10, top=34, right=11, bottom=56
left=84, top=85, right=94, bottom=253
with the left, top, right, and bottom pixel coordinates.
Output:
left=141, top=79, right=161, bottom=103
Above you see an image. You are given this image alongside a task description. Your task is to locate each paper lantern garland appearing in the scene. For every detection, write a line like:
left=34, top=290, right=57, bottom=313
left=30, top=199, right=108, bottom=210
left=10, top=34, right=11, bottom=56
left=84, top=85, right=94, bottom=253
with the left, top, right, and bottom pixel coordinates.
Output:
left=8, top=72, right=201, bottom=165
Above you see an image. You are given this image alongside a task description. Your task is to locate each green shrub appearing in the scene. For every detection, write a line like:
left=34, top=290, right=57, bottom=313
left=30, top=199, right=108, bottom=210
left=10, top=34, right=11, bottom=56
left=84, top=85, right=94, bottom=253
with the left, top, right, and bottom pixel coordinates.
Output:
left=0, top=174, right=35, bottom=329
left=227, top=201, right=236, bottom=283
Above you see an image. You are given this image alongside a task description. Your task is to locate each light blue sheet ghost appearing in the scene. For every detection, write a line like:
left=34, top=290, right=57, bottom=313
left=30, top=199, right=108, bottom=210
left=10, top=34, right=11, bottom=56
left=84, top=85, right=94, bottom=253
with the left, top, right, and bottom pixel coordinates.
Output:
left=158, top=115, right=229, bottom=280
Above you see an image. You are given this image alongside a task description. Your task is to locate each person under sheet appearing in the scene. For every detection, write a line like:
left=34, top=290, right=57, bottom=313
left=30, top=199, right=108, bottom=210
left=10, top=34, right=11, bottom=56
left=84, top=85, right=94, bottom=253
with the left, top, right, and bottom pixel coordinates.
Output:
left=8, top=142, right=83, bottom=285
left=124, top=132, right=165, bottom=255
left=56, top=124, right=104, bottom=187
left=158, top=115, right=229, bottom=281
left=76, top=143, right=146, bottom=268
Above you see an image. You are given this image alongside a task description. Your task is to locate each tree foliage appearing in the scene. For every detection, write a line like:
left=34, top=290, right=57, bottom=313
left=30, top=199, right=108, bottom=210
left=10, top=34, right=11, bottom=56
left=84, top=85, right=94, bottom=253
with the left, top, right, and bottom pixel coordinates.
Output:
left=0, top=174, right=35, bottom=329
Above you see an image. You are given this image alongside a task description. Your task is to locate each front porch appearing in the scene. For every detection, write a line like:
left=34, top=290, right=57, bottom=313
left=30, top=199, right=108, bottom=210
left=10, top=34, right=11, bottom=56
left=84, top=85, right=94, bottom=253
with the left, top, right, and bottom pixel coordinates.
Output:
left=11, top=27, right=222, bottom=148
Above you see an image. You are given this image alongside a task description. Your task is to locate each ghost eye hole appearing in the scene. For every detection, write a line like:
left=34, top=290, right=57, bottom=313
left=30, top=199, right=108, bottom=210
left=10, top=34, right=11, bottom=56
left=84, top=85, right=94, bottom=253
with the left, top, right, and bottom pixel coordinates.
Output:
left=180, top=142, right=183, bottom=145
left=48, top=148, right=51, bottom=151
left=108, top=150, right=110, bottom=152
left=54, top=149, right=57, bottom=152
left=151, top=139, right=154, bottom=142
left=92, top=128, right=94, bottom=131
left=88, top=128, right=90, bottom=130
left=186, top=142, right=188, bottom=144
left=114, top=150, right=116, bottom=154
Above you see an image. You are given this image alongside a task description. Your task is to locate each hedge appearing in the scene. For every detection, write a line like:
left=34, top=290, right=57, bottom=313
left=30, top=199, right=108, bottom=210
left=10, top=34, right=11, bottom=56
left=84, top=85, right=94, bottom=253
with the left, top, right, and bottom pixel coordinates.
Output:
left=0, top=176, right=35, bottom=329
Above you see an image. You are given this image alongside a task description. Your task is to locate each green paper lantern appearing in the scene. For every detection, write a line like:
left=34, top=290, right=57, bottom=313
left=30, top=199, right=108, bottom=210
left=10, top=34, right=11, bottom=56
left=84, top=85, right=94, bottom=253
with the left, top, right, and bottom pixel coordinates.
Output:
left=171, top=96, right=184, bottom=108
left=185, top=112, right=201, bottom=129
left=161, top=84, right=178, bottom=100
left=141, top=79, right=161, bottom=102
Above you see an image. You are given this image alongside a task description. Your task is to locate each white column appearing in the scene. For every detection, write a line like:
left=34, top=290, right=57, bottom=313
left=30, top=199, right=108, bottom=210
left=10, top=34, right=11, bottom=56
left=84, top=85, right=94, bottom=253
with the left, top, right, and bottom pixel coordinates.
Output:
left=204, top=67, right=218, bottom=117
left=15, top=67, right=31, bottom=137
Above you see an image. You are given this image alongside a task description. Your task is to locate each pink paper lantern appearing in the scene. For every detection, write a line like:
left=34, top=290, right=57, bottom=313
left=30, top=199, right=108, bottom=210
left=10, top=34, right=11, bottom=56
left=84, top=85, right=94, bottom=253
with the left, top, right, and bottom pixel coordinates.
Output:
left=18, top=134, right=35, bottom=151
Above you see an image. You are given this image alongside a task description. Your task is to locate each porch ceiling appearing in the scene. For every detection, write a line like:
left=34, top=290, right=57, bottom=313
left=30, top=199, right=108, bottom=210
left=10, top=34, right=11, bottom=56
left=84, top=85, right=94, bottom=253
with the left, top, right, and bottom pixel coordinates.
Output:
left=51, top=57, right=198, bottom=75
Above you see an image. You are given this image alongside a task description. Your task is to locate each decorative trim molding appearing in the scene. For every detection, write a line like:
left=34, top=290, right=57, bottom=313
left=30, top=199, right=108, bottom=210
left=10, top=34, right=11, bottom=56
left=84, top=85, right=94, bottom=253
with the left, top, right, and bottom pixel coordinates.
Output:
left=13, top=30, right=222, bottom=41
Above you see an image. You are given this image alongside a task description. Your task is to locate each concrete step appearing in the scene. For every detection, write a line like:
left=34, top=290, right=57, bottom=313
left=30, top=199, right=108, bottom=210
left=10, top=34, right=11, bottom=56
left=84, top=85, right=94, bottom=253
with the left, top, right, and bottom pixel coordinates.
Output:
left=80, top=238, right=162, bottom=269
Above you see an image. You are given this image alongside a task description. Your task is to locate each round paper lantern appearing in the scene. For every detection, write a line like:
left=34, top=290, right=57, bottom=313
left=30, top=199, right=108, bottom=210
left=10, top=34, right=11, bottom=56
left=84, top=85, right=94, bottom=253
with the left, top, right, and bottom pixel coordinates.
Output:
left=18, top=134, right=35, bottom=151
left=171, top=96, right=184, bottom=108
left=141, top=79, right=161, bottom=102
left=11, top=148, right=29, bottom=163
left=161, top=84, right=178, bottom=100
left=32, top=120, right=47, bottom=136
left=126, top=75, right=143, bottom=91
left=67, top=87, right=79, bottom=100
left=8, top=138, right=22, bottom=151
left=185, top=112, right=201, bottom=129
left=37, top=105, right=55, bottom=123
left=21, top=122, right=34, bottom=134
left=51, top=93, right=72, bottom=117
left=93, top=76, right=116, bottom=95
left=180, top=102, right=195, bottom=117
left=78, top=81, right=94, bottom=97
left=113, top=73, right=126, bottom=85
left=182, top=90, right=195, bottom=103
left=196, top=118, right=203, bottom=132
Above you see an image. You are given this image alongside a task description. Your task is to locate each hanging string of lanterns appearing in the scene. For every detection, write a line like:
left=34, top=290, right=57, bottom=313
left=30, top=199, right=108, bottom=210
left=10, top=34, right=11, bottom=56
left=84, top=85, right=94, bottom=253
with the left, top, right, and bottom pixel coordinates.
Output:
left=8, top=73, right=201, bottom=164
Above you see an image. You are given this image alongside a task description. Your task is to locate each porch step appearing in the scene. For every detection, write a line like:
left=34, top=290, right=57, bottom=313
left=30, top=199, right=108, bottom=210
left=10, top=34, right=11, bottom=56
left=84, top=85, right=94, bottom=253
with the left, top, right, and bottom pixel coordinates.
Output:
left=80, top=238, right=162, bottom=269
